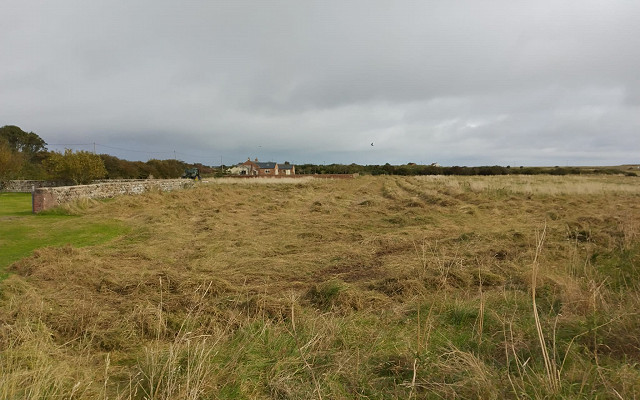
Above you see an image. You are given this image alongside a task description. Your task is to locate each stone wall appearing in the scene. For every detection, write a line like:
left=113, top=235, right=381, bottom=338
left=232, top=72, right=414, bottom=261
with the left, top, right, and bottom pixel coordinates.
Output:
left=1, top=180, right=68, bottom=192
left=32, top=179, right=195, bottom=213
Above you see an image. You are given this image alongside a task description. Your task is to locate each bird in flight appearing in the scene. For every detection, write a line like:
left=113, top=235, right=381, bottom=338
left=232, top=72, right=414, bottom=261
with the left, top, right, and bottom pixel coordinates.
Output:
left=371, top=142, right=374, bottom=146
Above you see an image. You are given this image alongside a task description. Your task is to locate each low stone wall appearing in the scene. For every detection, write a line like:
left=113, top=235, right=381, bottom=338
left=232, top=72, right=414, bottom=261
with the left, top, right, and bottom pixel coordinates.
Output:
left=1, top=180, right=69, bottom=192
left=32, top=179, right=195, bottom=213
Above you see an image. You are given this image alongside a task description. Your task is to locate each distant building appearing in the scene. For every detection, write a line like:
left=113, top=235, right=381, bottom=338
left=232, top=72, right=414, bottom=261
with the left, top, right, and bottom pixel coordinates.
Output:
left=230, top=158, right=295, bottom=176
left=226, top=164, right=252, bottom=175
left=279, top=162, right=296, bottom=176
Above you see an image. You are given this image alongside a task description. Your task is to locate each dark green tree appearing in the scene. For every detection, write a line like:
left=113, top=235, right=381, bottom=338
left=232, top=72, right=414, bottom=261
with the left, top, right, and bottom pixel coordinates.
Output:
left=0, top=125, right=47, bottom=161
left=0, top=139, right=25, bottom=186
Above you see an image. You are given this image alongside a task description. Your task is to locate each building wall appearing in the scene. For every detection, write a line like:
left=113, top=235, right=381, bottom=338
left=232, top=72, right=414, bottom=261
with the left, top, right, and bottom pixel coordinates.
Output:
left=31, top=179, right=195, bottom=213
left=258, top=166, right=278, bottom=176
left=281, top=166, right=295, bottom=175
left=241, top=160, right=259, bottom=175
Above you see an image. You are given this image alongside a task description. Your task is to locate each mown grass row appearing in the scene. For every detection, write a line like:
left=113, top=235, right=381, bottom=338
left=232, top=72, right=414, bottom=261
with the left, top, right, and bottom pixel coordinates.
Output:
left=1, top=175, right=639, bottom=398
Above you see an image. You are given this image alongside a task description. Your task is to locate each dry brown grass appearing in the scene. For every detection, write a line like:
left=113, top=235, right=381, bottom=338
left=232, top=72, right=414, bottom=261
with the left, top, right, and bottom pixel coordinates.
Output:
left=1, top=174, right=640, bottom=398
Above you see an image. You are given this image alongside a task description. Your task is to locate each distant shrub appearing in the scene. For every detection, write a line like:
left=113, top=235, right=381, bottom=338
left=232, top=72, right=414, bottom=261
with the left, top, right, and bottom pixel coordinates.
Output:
left=44, top=149, right=107, bottom=185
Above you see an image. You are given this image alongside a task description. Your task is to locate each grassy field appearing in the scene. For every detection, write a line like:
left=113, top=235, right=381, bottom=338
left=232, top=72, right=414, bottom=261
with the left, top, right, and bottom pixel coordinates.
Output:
left=1, top=175, right=639, bottom=399
left=0, top=193, right=127, bottom=272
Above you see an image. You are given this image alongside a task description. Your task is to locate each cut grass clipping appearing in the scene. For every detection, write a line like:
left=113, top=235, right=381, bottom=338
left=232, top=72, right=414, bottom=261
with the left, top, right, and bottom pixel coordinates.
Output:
left=1, top=175, right=640, bottom=399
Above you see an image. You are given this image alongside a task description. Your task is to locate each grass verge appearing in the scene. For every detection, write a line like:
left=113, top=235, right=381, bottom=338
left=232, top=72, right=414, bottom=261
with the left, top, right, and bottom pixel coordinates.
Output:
left=0, top=192, right=128, bottom=272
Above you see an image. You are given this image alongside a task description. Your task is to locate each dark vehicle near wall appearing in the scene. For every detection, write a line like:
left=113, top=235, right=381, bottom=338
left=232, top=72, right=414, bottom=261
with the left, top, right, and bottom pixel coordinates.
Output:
left=181, top=168, right=201, bottom=180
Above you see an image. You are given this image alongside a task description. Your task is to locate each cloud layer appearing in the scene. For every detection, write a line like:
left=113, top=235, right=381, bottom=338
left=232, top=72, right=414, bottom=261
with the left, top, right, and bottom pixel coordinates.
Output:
left=2, top=0, right=639, bottom=165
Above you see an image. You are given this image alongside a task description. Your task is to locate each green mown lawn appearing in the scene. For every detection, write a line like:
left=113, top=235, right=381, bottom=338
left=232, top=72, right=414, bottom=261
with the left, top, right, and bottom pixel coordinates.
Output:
left=0, top=192, right=33, bottom=216
left=0, top=193, right=128, bottom=272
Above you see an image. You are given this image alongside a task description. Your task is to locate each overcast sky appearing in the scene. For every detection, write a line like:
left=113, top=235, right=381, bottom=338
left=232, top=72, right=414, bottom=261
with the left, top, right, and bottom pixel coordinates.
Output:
left=2, top=0, right=639, bottom=166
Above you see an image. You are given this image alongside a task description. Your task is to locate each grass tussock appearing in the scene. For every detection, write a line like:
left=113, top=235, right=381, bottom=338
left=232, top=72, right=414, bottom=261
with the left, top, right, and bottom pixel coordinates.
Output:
left=1, top=175, right=640, bottom=398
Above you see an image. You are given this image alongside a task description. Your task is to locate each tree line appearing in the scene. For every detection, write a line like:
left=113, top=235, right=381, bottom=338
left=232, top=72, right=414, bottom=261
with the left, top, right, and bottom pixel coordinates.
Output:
left=296, top=163, right=637, bottom=176
left=0, top=125, right=215, bottom=186
left=2, top=125, right=635, bottom=187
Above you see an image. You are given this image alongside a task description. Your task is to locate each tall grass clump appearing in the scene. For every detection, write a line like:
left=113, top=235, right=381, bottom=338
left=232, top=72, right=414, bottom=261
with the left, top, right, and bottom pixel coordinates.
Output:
left=133, top=336, right=217, bottom=400
left=530, top=224, right=561, bottom=393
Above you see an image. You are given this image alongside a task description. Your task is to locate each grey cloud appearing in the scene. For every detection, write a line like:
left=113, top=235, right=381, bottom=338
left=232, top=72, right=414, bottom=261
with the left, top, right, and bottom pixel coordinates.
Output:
left=1, top=0, right=639, bottom=165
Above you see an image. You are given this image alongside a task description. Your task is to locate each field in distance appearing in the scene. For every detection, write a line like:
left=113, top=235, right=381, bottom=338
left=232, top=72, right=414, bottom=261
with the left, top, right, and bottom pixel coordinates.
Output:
left=1, top=174, right=639, bottom=399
